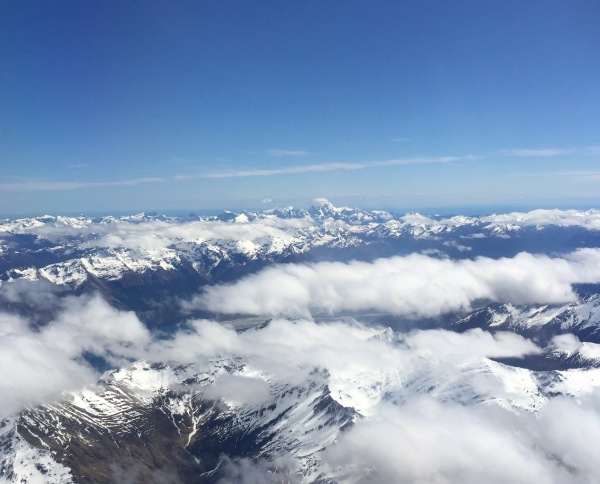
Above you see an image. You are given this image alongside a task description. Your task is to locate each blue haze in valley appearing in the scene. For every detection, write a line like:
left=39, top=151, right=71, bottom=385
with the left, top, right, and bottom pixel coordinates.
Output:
left=1, top=1, right=599, bottom=216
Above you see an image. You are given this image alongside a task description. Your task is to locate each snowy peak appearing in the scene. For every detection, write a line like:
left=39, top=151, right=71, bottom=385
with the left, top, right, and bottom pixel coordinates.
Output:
left=2, top=204, right=600, bottom=327
left=454, top=294, right=600, bottom=343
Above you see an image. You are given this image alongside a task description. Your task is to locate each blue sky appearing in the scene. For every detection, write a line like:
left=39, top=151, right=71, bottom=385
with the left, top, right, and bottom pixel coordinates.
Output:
left=1, top=0, right=599, bottom=216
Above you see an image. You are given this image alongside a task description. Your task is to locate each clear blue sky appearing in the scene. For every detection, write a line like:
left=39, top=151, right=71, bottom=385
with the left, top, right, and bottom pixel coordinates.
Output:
left=1, top=0, right=599, bottom=215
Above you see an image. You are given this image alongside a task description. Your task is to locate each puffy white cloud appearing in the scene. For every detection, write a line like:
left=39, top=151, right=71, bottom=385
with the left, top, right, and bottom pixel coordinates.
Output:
left=402, top=327, right=541, bottom=359
left=0, top=270, right=599, bottom=484
left=191, top=249, right=600, bottom=318
left=324, top=396, right=600, bottom=484
left=0, top=278, right=65, bottom=312
left=537, top=395, right=600, bottom=480
left=90, top=218, right=312, bottom=250
left=0, top=311, right=97, bottom=417
left=0, top=285, right=546, bottom=418
left=39, top=295, right=151, bottom=363
left=550, top=333, right=583, bottom=356
left=203, top=374, right=273, bottom=406
left=0, top=295, right=150, bottom=417
left=1, top=288, right=599, bottom=483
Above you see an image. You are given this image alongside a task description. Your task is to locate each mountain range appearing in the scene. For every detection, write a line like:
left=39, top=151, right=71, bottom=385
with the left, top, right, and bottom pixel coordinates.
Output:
left=1, top=201, right=600, bottom=483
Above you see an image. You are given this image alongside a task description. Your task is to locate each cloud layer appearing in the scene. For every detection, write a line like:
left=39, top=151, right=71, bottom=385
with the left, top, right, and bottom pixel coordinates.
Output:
left=0, top=295, right=151, bottom=416
left=1, top=289, right=600, bottom=482
left=200, top=155, right=471, bottom=179
left=0, top=292, right=541, bottom=418
left=191, top=249, right=600, bottom=318
left=325, top=395, right=600, bottom=484
left=0, top=177, right=163, bottom=192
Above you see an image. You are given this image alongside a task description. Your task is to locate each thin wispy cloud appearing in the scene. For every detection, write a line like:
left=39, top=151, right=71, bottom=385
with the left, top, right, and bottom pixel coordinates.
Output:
left=202, top=162, right=367, bottom=179
left=499, top=148, right=574, bottom=157
left=9, top=157, right=455, bottom=190
left=267, top=148, right=309, bottom=157
left=198, top=156, right=474, bottom=179
left=0, top=177, right=163, bottom=193
left=3, top=154, right=479, bottom=192
left=499, top=145, right=600, bottom=158
left=503, top=171, right=600, bottom=181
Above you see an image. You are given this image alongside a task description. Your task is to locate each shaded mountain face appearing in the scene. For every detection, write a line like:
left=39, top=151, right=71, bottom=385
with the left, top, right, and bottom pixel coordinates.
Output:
left=1, top=360, right=354, bottom=483
left=454, top=294, right=600, bottom=343
left=2, top=202, right=600, bottom=483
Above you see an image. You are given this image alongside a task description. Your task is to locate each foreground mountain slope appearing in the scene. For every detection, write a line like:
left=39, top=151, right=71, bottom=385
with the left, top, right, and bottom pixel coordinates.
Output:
left=0, top=357, right=355, bottom=483
left=2, top=322, right=600, bottom=483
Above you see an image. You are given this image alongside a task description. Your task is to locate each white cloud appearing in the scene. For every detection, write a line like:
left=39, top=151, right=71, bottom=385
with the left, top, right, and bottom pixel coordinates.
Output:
left=203, top=374, right=273, bottom=406
left=482, top=209, right=600, bottom=230
left=214, top=455, right=294, bottom=484
left=191, top=249, right=600, bottom=318
left=0, top=279, right=65, bottom=312
left=500, top=148, right=574, bottom=157
left=84, top=218, right=312, bottom=251
left=403, top=328, right=540, bottom=360
left=500, top=146, right=600, bottom=158
left=202, top=162, right=367, bottom=178
left=1, top=285, right=600, bottom=483
left=402, top=208, right=600, bottom=231
left=0, top=295, right=150, bottom=416
left=549, top=334, right=582, bottom=357
left=138, top=316, right=598, bottom=482
left=400, top=213, right=437, bottom=225
left=443, top=240, right=472, bottom=252
left=0, top=177, right=163, bottom=192
left=199, top=156, right=474, bottom=179
left=267, top=149, right=309, bottom=157
left=40, top=295, right=151, bottom=363
left=324, top=396, right=600, bottom=483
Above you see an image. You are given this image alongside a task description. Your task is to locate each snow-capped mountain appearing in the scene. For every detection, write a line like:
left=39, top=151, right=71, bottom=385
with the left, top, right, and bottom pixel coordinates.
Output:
left=2, top=201, right=600, bottom=325
left=0, top=358, right=353, bottom=483
left=2, top=321, right=600, bottom=483
left=2, top=202, right=600, bottom=483
left=454, top=293, right=600, bottom=343
left=3, top=201, right=600, bottom=288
